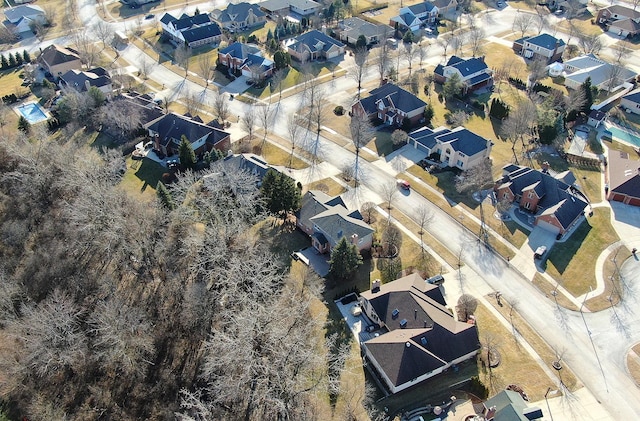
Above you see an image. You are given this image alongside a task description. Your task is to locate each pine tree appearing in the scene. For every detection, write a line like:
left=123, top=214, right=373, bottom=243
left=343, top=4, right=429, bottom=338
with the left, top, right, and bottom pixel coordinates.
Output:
left=329, top=237, right=363, bottom=281
left=424, top=103, right=435, bottom=126
left=15, top=53, right=23, bottom=66
left=17, top=116, right=31, bottom=134
left=8, top=53, right=16, bottom=68
left=581, top=77, right=594, bottom=113
left=156, top=181, right=175, bottom=210
left=266, top=28, right=274, bottom=40
left=22, top=50, right=31, bottom=63
left=0, top=55, right=7, bottom=69
left=178, top=135, right=196, bottom=169
left=260, top=169, right=301, bottom=219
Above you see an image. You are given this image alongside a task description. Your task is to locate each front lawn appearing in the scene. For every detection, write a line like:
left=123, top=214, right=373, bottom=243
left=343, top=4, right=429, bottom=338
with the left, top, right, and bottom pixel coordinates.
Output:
left=119, top=157, right=166, bottom=202
left=544, top=207, right=619, bottom=296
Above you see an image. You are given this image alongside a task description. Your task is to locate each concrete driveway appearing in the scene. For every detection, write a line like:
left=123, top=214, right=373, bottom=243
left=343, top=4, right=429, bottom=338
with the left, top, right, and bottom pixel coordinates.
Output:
left=221, top=75, right=250, bottom=95
left=296, top=246, right=330, bottom=277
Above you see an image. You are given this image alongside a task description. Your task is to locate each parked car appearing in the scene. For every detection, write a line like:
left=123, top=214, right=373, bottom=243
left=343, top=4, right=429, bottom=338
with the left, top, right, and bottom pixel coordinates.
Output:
left=426, top=274, right=445, bottom=286
left=145, top=13, right=155, bottom=19
left=534, top=246, right=547, bottom=260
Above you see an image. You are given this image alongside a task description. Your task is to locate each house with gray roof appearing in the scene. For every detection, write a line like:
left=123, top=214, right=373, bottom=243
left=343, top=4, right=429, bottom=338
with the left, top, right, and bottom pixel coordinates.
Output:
left=222, top=153, right=275, bottom=185
left=494, top=164, right=587, bottom=235
left=484, top=390, right=543, bottom=421
left=37, top=44, right=82, bottom=79
left=59, top=67, right=112, bottom=96
left=562, top=54, right=637, bottom=92
left=620, top=88, right=640, bottom=115
left=4, top=4, right=45, bottom=34
left=259, top=0, right=321, bottom=18
left=409, top=126, right=493, bottom=170
left=211, top=2, right=266, bottom=32
left=390, top=1, right=438, bottom=32
left=358, top=273, right=480, bottom=394
left=217, top=42, right=274, bottom=80
left=352, top=82, right=427, bottom=127
left=434, top=55, right=493, bottom=94
left=145, top=112, right=231, bottom=157
left=286, top=30, right=345, bottom=62
left=607, top=149, right=640, bottom=206
left=597, top=4, right=640, bottom=38
left=160, top=12, right=222, bottom=47
left=338, top=17, right=392, bottom=46
left=512, top=33, right=565, bottom=63
left=296, top=190, right=374, bottom=253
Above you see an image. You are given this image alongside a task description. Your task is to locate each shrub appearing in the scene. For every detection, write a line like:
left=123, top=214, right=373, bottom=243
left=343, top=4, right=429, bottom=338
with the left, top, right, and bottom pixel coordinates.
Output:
left=489, top=97, right=509, bottom=120
left=334, top=105, right=344, bottom=115
left=468, top=376, right=489, bottom=399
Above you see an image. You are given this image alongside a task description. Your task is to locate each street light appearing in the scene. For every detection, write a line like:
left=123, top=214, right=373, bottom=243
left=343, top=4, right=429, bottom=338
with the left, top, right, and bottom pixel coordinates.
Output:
left=579, top=286, right=609, bottom=393
left=544, top=387, right=554, bottom=421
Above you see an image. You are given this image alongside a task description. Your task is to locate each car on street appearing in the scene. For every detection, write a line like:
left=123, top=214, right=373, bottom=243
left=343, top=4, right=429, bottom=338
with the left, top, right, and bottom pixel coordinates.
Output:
left=397, top=179, right=410, bottom=190
left=145, top=14, right=155, bottom=19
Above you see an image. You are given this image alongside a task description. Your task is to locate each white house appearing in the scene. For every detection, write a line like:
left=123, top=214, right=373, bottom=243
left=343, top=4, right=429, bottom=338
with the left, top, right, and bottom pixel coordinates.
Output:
left=409, top=126, right=493, bottom=170
left=562, top=54, right=637, bottom=92
left=620, top=88, right=640, bottom=115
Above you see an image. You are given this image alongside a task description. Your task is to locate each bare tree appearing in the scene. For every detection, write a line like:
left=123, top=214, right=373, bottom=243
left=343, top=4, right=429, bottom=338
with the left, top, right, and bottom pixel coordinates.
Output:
left=350, top=112, right=374, bottom=186
left=415, top=204, right=433, bottom=253
left=270, top=68, right=285, bottom=100
left=527, top=57, right=549, bottom=91
left=535, top=8, right=549, bottom=34
left=72, top=31, right=99, bottom=68
left=456, top=159, right=493, bottom=193
left=578, top=32, right=603, bottom=55
left=513, top=13, right=535, bottom=38
left=351, top=46, right=369, bottom=99
left=391, top=129, right=408, bottom=147
left=451, top=33, right=466, bottom=57
left=468, top=27, right=485, bottom=57
left=286, top=113, right=302, bottom=169
left=361, top=201, right=377, bottom=223
left=212, top=89, right=230, bottom=123
left=139, top=56, right=153, bottom=80
left=417, top=41, right=430, bottom=70
left=175, top=44, right=192, bottom=77
left=502, top=99, right=537, bottom=163
left=456, top=293, right=478, bottom=321
left=183, top=89, right=202, bottom=115
left=381, top=180, right=398, bottom=213
left=448, top=110, right=470, bottom=127
left=93, top=20, right=114, bottom=50
left=402, top=42, right=419, bottom=78
left=437, top=34, right=453, bottom=60
left=258, top=102, right=273, bottom=151
left=308, top=82, right=328, bottom=135
left=241, top=105, right=257, bottom=140
left=375, top=39, right=391, bottom=83
left=198, top=54, right=213, bottom=87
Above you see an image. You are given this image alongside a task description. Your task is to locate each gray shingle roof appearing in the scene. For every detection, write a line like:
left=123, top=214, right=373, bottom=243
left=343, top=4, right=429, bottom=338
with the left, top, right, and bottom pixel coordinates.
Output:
left=446, top=55, right=489, bottom=77
left=59, top=67, right=111, bottom=91
left=182, top=23, right=221, bottom=43
left=340, top=17, right=392, bottom=39
left=608, top=149, right=640, bottom=198
left=38, top=44, right=80, bottom=67
left=407, top=1, right=437, bottom=14
left=359, top=82, right=427, bottom=115
left=602, top=4, right=640, bottom=20
left=146, top=112, right=230, bottom=149
left=524, top=33, right=565, bottom=50
left=219, top=42, right=261, bottom=59
left=289, top=29, right=345, bottom=53
left=435, top=127, right=492, bottom=156
left=622, top=88, right=640, bottom=104
left=214, top=2, right=265, bottom=23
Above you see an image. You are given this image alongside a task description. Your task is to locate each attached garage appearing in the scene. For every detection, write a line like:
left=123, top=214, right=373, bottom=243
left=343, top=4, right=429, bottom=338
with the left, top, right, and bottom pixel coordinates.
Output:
left=535, top=218, right=561, bottom=235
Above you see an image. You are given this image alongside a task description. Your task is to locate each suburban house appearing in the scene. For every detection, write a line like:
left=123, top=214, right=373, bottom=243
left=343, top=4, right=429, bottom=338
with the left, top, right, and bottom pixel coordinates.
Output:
left=211, top=2, right=267, bottom=32
left=606, top=149, right=640, bottom=206
left=512, top=33, right=565, bottom=63
left=222, top=153, right=278, bottom=185
left=352, top=82, right=427, bottom=126
left=561, top=54, right=637, bottom=92
left=145, top=112, right=231, bottom=156
left=37, top=44, right=82, bottom=78
left=620, top=88, right=640, bottom=115
left=358, top=273, right=480, bottom=394
left=434, top=55, right=493, bottom=94
left=296, top=190, right=374, bottom=253
left=259, top=0, right=321, bottom=18
left=409, top=126, right=493, bottom=170
left=58, top=67, right=112, bottom=96
left=432, top=0, right=458, bottom=14
left=217, top=42, right=274, bottom=80
left=286, top=30, right=346, bottom=62
left=159, top=12, right=222, bottom=47
left=3, top=4, right=46, bottom=34
left=443, top=389, right=543, bottom=420
left=337, top=17, right=392, bottom=46
left=99, top=92, right=165, bottom=138
left=587, top=110, right=607, bottom=128
left=494, top=164, right=588, bottom=235
left=597, top=5, right=640, bottom=38
left=390, top=1, right=439, bottom=33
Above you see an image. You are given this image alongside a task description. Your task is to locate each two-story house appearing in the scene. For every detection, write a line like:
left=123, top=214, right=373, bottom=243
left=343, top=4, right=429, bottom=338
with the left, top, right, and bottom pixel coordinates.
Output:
left=37, top=44, right=82, bottom=79
left=211, top=2, right=267, bottom=32
left=352, top=82, right=427, bottom=127
left=217, top=42, right=274, bottom=80
left=561, top=54, right=637, bottom=92
left=358, top=273, right=480, bottom=394
left=597, top=5, right=640, bottom=38
left=409, top=126, right=493, bottom=170
left=145, top=112, right=231, bottom=157
left=494, top=164, right=587, bottom=235
left=512, top=33, right=565, bottom=63
left=59, top=67, right=112, bottom=97
left=160, top=12, right=222, bottom=47
left=286, top=30, right=345, bottom=62
left=259, top=0, right=321, bottom=18
left=296, top=190, right=374, bottom=253
left=390, top=1, right=439, bottom=32
left=434, top=55, right=493, bottom=94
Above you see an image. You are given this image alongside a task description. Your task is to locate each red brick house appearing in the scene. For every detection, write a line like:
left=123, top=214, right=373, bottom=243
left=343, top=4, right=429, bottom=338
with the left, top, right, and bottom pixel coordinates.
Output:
left=352, top=82, right=427, bottom=127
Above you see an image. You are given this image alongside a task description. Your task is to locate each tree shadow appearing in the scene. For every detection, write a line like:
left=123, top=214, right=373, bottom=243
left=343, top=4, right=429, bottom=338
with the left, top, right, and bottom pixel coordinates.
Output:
left=546, top=221, right=591, bottom=274
left=134, top=157, right=166, bottom=193
left=431, top=171, right=480, bottom=209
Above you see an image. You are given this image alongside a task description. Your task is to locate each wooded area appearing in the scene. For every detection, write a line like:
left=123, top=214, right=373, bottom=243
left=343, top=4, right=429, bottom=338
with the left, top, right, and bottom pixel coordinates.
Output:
left=0, top=135, right=359, bottom=420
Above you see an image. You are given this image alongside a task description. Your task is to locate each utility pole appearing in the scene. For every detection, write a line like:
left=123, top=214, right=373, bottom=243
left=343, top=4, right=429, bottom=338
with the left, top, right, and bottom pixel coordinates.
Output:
left=544, top=387, right=555, bottom=421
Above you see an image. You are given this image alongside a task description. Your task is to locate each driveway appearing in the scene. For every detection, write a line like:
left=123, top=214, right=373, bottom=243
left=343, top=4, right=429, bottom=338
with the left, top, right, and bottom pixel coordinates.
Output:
left=296, top=246, right=330, bottom=277
left=221, top=75, right=250, bottom=95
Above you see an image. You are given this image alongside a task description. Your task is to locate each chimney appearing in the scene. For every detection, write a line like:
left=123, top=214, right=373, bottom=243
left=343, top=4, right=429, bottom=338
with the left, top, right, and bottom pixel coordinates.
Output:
left=541, top=161, right=550, bottom=171
left=85, top=79, right=91, bottom=92
left=351, top=233, right=359, bottom=245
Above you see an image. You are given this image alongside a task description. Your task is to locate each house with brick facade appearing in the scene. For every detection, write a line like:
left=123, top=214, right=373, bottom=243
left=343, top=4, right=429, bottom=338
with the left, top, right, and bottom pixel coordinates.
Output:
left=494, top=164, right=587, bottom=235
left=352, top=82, right=427, bottom=127
left=434, top=55, right=493, bottom=94
left=211, top=2, right=267, bottom=32
left=409, top=126, right=493, bottom=170
left=160, top=12, right=222, bottom=47
left=597, top=5, right=640, bottom=38
left=390, top=1, right=439, bottom=32
left=217, top=42, right=274, bottom=80
left=512, top=33, right=565, bottom=63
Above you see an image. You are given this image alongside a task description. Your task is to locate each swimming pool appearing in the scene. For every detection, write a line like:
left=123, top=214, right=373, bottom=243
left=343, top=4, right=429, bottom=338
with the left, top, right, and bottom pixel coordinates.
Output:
left=15, top=102, right=49, bottom=124
left=605, top=124, right=640, bottom=148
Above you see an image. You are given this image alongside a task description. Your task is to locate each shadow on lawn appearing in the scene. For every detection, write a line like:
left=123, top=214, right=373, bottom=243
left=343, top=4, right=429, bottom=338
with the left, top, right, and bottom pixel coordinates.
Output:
left=545, top=220, right=591, bottom=275
left=134, top=157, right=165, bottom=193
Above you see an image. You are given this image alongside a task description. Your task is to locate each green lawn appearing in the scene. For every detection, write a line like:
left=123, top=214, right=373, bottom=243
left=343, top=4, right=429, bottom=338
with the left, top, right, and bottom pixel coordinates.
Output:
left=0, top=68, right=28, bottom=98
left=544, top=207, right=619, bottom=296
left=119, top=157, right=166, bottom=202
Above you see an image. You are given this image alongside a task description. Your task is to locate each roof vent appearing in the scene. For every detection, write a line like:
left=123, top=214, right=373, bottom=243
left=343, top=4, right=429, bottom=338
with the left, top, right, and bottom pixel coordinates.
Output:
left=420, top=337, right=427, bottom=346
left=405, top=341, right=411, bottom=348
left=392, top=308, right=399, bottom=319
left=400, top=319, right=407, bottom=328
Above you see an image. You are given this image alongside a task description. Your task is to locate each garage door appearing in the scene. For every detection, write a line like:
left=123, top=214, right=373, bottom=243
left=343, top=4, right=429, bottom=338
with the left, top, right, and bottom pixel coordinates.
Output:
left=536, top=220, right=561, bottom=235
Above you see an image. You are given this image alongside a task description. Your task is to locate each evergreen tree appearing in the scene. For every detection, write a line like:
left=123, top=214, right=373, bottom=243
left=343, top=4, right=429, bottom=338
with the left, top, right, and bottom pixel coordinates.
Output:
left=329, top=237, right=363, bottom=281
left=581, top=77, right=594, bottom=113
left=273, top=50, right=290, bottom=70
left=156, top=181, right=175, bottom=210
left=356, top=35, right=367, bottom=49
left=260, top=169, right=301, bottom=219
left=8, top=53, right=16, bottom=68
left=17, top=116, right=31, bottom=134
left=22, top=50, right=31, bottom=63
left=194, top=7, right=200, bottom=15
left=15, top=53, right=23, bottom=66
left=266, top=28, right=274, bottom=40
left=0, top=55, right=7, bottom=69
left=424, top=103, right=435, bottom=126
left=443, top=72, right=463, bottom=101
left=403, top=30, right=414, bottom=44
left=178, top=135, right=196, bottom=169
left=489, top=98, right=509, bottom=120
left=87, top=86, right=106, bottom=107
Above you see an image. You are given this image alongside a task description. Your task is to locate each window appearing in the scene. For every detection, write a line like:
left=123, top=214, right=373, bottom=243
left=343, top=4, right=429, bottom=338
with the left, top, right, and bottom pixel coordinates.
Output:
left=456, top=160, right=464, bottom=168
left=528, top=192, right=534, bottom=198
left=503, top=192, right=509, bottom=199
left=524, top=202, right=531, bottom=210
